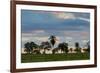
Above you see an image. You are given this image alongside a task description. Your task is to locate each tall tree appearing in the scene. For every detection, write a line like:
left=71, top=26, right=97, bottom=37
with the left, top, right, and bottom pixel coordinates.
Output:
left=75, top=42, right=79, bottom=48
left=87, top=41, right=90, bottom=52
left=49, top=35, right=57, bottom=47
left=75, top=42, right=81, bottom=53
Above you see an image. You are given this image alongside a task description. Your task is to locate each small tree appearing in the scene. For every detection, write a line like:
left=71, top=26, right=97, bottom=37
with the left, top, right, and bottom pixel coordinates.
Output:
left=69, top=48, right=73, bottom=53
left=75, top=42, right=81, bottom=53
left=86, top=41, right=90, bottom=53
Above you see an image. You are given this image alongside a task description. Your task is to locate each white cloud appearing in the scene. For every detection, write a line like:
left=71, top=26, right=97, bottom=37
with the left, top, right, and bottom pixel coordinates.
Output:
left=66, top=37, right=73, bottom=40
left=52, top=12, right=90, bottom=22
left=33, top=37, right=48, bottom=42
left=53, top=12, right=76, bottom=20
left=63, top=31, right=89, bottom=36
left=32, top=30, right=45, bottom=33
left=22, top=30, right=46, bottom=37
left=22, top=35, right=49, bottom=44
left=82, top=40, right=88, bottom=43
left=22, top=30, right=48, bottom=44
left=22, top=33, right=33, bottom=37
left=22, top=37, right=30, bottom=42
left=78, top=17, right=90, bottom=22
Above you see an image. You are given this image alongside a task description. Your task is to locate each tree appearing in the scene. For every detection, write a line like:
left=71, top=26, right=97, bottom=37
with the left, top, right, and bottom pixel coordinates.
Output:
left=52, top=47, right=58, bottom=54
left=24, top=42, right=39, bottom=54
left=30, top=42, right=40, bottom=54
left=30, top=42, right=38, bottom=49
left=75, top=42, right=81, bottom=53
left=49, top=35, right=57, bottom=47
left=58, top=42, right=69, bottom=54
left=24, top=42, right=31, bottom=53
left=75, top=42, right=79, bottom=48
left=40, top=41, right=51, bottom=54
left=69, top=48, right=73, bottom=53
left=86, top=41, right=90, bottom=52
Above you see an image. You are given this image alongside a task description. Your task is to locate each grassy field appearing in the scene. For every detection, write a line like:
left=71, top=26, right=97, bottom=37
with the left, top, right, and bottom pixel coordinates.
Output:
left=21, top=53, right=90, bottom=63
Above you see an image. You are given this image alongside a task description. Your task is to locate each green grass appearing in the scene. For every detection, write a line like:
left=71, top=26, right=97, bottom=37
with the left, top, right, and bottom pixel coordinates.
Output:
left=21, top=53, right=90, bottom=63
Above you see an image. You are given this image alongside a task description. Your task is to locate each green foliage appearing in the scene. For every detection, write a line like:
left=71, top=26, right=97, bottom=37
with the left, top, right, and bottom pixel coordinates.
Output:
left=75, top=48, right=81, bottom=53
left=21, top=53, right=90, bottom=63
left=24, top=42, right=31, bottom=53
left=40, top=41, right=51, bottom=54
left=24, top=42, right=39, bottom=53
left=58, top=42, right=69, bottom=54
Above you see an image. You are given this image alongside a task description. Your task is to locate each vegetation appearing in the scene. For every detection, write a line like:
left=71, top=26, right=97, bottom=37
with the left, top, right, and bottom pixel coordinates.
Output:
left=21, top=53, right=90, bottom=63
left=24, top=42, right=38, bottom=53
left=49, top=35, right=57, bottom=47
left=22, top=35, right=90, bottom=63
left=58, top=42, right=69, bottom=54
left=75, top=42, right=81, bottom=53
left=87, top=41, right=90, bottom=52
left=40, top=41, right=51, bottom=54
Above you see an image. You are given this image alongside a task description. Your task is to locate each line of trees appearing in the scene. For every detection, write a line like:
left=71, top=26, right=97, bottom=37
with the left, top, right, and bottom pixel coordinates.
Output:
left=24, top=35, right=90, bottom=54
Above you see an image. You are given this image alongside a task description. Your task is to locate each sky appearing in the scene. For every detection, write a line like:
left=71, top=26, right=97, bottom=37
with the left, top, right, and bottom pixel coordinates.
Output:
left=21, top=9, right=90, bottom=48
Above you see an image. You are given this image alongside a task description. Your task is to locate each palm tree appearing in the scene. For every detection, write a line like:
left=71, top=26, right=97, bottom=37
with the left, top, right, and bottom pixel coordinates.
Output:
left=49, top=35, right=57, bottom=48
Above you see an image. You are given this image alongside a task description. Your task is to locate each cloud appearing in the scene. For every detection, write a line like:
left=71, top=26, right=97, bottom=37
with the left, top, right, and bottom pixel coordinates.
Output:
left=32, top=30, right=45, bottom=33
left=22, top=36, right=49, bottom=45
left=22, top=30, right=47, bottom=43
left=33, top=37, right=48, bottom=42
left=22, top=33, right=33, bottom=37
left=52, top=12, right=76, bottom=20
left=22, top=30, right=47, bottom=37
left=22, top=30, right=89, bottom=43
left=21, top=36, right=49, bottom=48
left=62, top=31, right=89, bottom=40
left=82, top=40, right=89, bottom=43
left=63, top=31, right=89, bottom=35
left=52, top=12, right=90, bottom=23
left=78, top=17, right=90, bottom=22
left=66, top=37, right=73, bottom=40
left=22, top=37, right=30, bottom=42
left=22, top=10, right=90, bottom=33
